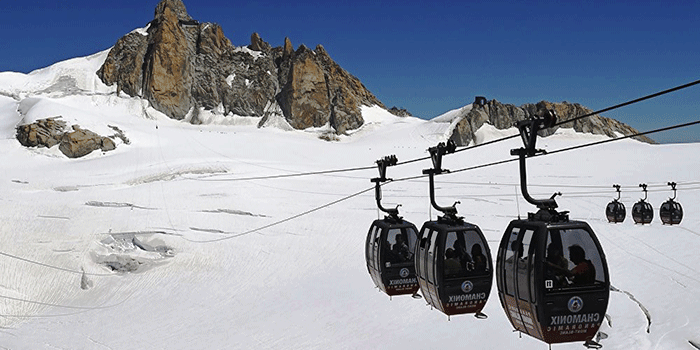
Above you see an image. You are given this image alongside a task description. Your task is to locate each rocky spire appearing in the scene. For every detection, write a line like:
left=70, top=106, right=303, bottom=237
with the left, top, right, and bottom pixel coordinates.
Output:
left=154, top=0, right=193, bottom=22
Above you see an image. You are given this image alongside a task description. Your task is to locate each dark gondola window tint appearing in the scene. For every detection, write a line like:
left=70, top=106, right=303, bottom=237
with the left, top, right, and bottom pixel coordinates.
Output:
left=366, top=226, right=373, bottom=268
left=371, top=226, right=381, bottom=268
left=546, top=229, right=606, bottom=291
left=406, top=227, right=418, bottom=260
left=417, top=228, right=430, bottom=278
left=386, top=228, right=407, bottom=264
left=444, top=230, right=490, bottom=279
left=517, top=229, right=534, bottom=301
left=385, top=227, right=417, bottom=265
left=427, top=230, right=439, bottom=283
left=504, top=227, right=520, bottom=296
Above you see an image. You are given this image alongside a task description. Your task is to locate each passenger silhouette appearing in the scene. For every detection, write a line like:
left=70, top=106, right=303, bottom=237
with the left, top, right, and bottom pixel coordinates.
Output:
left=567, top=245, right=596, bottom=285
left=392, top=234, right=410, bottom=263
left=471, top=244, right=488, bottom=273
left=545, top=243, right=569, bottom=287
left=444, top=248, right=462, bottom=276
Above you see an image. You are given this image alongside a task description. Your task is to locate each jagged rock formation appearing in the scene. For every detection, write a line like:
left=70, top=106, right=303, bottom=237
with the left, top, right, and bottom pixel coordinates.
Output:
left=16, top=117, right=120, bottom=158
left=97, top=0, right=383, bottom=133
left=16, top=117, right=66, bottom=148
left=59, top=126, right=117, bottom=158
left=387, top=107, right=413, bottom=117
left=449, top=99, right=655, bottom=146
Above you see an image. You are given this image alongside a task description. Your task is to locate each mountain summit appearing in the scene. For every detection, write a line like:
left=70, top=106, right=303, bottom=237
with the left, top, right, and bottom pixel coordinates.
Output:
left=97, top=0, right=384, bottom=134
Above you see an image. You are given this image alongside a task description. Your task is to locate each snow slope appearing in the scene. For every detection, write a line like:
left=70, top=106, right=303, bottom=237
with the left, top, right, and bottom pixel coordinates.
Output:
left=1, top=54, right=699, bottom=350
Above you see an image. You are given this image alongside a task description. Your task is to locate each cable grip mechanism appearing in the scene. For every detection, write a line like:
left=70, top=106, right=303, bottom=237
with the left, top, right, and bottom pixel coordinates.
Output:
left=371, top=155, right=401, bottom=220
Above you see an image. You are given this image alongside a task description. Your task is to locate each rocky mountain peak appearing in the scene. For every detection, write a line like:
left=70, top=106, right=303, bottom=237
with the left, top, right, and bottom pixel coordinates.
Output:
left=448, top=98, right=655, bottom=146
left=249, top=32, right=271, bottom=52
left=97, top=0, right=384, bottom=134
left=154, top=0, right=193, bottom=23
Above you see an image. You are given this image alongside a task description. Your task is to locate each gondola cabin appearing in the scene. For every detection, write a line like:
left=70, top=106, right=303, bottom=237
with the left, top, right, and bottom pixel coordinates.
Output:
left=496, top=217, right=610, bottom=345
left=365, top=155, right=421, bottom=297
left=660, top=182, right=683, bottom=225
left=632, top=201, right=654, bottom=224
left=416, top=218, right=492, bottom=316
left=497, top=110, right=610, bottom=348
left=660, top=201, right=683, bottom=225
left=605, top=185, right=626, bottom=223
left=414, top=140, right=493, bottom=318
left=632, top=184, right=653, bottom=225
left=606, top=201, right=626, bottom=223
left=366, top=219, right=420, bottom=296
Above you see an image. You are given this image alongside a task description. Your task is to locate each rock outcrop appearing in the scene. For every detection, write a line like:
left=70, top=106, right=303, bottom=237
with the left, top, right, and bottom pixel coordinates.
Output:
left=98, top=0, right=383, bottom=133
left=16, top=117, right=121, bottom=158
left=448, top=98, right=655, bottom=146
left=387, top=107, right=413, bottom=118
left=16, top=117, right=67, bottom=148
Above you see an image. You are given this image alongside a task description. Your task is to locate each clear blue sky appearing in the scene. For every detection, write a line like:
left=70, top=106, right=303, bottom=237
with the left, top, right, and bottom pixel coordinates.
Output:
left=1, top=0, right=699, bottom=143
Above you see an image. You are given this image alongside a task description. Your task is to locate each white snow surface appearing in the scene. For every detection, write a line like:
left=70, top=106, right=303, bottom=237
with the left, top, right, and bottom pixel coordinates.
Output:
left=1, top=54, right=700, bottom=350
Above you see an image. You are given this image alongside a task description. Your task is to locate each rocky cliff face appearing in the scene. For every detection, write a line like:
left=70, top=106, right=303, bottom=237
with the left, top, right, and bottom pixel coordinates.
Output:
left=448, top=98, right=655, bottom=146
left=97, top=0, right=383, bottom=133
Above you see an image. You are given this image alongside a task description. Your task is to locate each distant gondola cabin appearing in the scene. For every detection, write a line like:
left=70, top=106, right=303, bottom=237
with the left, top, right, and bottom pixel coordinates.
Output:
left=632, top=200, right=654, bottom=224
left=605, top=201, right=626, bottom=223
left=660, top=200, right=683, bottom=225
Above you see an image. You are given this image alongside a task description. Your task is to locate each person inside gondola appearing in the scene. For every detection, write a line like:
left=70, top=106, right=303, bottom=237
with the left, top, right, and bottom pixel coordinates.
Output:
left=454, top=240, right=473, bottom=270
left=392, top=234, right=410, bottom=263
left=445, top=248, right=462, bottom=276
left=471, top=244, right=487, bottom=273
left=566, top=245, right=596, bottom=285
left=545, top=243, right=569, bottom=287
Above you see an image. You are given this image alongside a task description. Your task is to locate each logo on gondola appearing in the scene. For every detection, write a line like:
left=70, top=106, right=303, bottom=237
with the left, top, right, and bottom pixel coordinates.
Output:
left=399, top=268, right=410, bottom=278
left=461, top=280, right=474, bottom=293
left=568, top=296, right=584, bottom=313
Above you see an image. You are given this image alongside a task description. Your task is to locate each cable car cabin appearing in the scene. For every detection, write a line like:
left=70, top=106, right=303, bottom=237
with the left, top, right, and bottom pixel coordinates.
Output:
left=605, top=201, right=626, bottom=223
left=416, top=217, right=492, bottom=317
left=660, top=200, right=683, bottom=225
left=632, top=184, right=654, bottom=225
left=496, top=217, right=610, bottom=345
left=632, top=201, right=653, bottom=224
left=660, top=182, right=683, bottom=225
left=365, top=218, right=420, bottom=296
left=497, top=111, right=610, bottom=347
left=365, top=155, right=420, bottom=297
left=606, top=185, right=626, bottom=223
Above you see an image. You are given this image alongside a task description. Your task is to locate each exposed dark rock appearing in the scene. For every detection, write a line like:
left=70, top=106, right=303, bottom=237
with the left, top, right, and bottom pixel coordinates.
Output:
left=388, top=107, right=413, bottom=117
left=249, top=32, right=271, bottom=52
left=97, top=32, right=148, bottom=97
left=448, top=99, right=655, bottom=146
left=16, top=117, right=123, bottom=158
left=58, top=125, right=116, bottom=158
left=16, top=117, right=67, bottom=148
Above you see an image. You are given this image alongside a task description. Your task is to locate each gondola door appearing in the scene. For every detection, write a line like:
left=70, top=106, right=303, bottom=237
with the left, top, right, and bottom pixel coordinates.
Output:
left=416, top=226, right=442, bottom=312
left=497, top=223, right=544, bottom=339
left=365, top=223, right=383, bottom=292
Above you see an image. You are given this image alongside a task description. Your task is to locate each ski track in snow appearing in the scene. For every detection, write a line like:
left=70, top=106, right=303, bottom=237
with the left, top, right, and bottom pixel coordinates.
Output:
left=610, top=285, right=652, bottom=333
left=84, top=201, right=155, bottom=210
